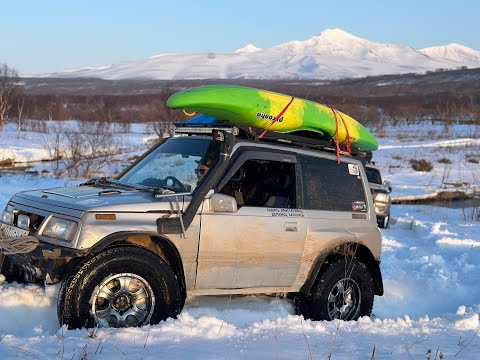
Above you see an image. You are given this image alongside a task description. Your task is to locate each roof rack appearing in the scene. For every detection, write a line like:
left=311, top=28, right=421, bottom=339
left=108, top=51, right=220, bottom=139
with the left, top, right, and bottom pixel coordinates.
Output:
left=257, top=130, right=372, bottom=162
left=174, top=122, right=241, bottom=136
left=173, top=123, right=372, bottom=162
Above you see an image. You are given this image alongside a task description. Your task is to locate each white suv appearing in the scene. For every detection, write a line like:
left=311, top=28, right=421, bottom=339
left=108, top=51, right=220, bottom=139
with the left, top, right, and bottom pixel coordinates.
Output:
left=1, top=125, right=384, bottom=328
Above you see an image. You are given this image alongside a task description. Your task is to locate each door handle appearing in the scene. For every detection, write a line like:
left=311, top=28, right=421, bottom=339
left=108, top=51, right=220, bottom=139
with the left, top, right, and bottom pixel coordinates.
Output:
left=284, top=222, right=298, bottom=232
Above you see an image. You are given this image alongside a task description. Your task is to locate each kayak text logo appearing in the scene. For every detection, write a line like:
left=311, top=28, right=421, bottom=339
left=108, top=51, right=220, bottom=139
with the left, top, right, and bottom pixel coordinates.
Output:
left=256, top=112, right=284, bottom=122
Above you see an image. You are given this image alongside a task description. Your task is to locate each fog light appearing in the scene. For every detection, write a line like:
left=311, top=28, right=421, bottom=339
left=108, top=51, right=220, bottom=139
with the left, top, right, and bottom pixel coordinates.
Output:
left=17, top=214, right=30, bottom=230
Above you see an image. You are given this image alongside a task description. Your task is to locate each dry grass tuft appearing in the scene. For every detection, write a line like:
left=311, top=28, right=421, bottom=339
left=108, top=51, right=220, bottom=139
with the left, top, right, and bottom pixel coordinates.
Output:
left=437, top=157, right=452, bottom=164
left=410, top=159, right=433, bottom=172
left=466, top=156, right=479, bottom=164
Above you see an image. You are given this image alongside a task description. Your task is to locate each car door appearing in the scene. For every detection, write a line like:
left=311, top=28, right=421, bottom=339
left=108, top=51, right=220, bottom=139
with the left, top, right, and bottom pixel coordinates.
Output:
left=195, top=149, right=307, bottom=290
left=293, top=154, right=380, bottom=282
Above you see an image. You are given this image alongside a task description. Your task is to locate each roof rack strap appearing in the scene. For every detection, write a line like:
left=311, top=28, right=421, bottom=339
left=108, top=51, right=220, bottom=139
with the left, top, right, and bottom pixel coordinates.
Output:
left=331, top=108, right=342, bottom=164
left=331, top=107, right=353, bottom=164
left=333, top=109, right=352, bottom=154
left=259, top=96, right=295, bottom=139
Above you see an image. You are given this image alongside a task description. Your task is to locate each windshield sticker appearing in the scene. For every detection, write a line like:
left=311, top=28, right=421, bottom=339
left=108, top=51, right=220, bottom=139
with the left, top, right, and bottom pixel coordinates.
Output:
left=267, top=208, right=305, bottom=217
left=348, top=164, right=360, bottom=176
left=352, top=201, right=367, bottom=212
left=76, top=199, right=110, bottom=206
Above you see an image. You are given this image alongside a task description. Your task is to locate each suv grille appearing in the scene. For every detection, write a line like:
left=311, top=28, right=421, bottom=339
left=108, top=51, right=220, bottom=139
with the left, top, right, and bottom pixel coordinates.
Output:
left=0, top=223, right=29, bottom=238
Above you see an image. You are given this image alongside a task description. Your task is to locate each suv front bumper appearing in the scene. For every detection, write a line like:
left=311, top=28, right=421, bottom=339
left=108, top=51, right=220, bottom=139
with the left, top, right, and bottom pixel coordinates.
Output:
left=0, top=223, right=86, bottom=283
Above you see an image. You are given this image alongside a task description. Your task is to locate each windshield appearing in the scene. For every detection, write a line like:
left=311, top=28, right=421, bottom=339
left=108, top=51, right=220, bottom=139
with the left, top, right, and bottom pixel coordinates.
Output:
left=365, top=167, right=382, bottom=185
left=119, top=138, right=221, bottom=193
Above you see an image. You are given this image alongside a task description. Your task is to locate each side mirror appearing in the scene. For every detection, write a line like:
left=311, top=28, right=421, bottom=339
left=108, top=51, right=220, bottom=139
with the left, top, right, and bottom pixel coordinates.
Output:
left=209, top=193, right=238, bottom=213
left=383, top=180, right=392, bottom=193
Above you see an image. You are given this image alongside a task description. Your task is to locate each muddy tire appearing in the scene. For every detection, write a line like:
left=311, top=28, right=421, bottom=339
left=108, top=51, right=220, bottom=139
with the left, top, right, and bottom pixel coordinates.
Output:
left=297, top=258, right=374, bottom=321
left=1, top=255, right=26, bottom=284
left=57, top=246, right=182, bottom=329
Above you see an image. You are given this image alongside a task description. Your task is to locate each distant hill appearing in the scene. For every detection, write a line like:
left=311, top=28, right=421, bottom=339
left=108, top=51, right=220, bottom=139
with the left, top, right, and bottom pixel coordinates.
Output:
left=23, top=67, right=480, bottom=96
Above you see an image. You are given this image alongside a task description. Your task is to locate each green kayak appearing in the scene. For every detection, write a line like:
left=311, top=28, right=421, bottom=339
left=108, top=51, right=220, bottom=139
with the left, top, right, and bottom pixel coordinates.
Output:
left=167, top=85, right=378, bottom=151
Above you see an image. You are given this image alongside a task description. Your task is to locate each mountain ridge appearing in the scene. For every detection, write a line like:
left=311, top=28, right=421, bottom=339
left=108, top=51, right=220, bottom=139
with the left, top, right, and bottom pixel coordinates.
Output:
left=47, top=29, right=480, bottom=80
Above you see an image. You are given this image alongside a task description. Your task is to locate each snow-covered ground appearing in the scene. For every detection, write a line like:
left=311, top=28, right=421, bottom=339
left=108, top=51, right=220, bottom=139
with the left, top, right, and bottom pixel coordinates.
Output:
left=0, top=121, right=478, bottom=359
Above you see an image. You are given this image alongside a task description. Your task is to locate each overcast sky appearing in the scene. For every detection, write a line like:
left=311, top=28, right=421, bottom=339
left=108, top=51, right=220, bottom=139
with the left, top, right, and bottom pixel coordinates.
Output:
left=2, top=0, right=479, bottom=76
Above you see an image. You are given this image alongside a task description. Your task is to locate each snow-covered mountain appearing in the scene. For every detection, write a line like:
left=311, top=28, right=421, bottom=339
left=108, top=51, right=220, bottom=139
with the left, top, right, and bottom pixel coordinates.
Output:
left=420, top=43, right=480, bottom=65
left=48, top=28, right=480, bottom=80
left=235, top=44, right=262, bottom=54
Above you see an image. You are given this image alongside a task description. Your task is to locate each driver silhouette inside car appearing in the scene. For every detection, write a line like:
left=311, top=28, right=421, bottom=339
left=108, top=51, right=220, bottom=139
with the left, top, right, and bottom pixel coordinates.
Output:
left=195, top=163, right=209, bottom=184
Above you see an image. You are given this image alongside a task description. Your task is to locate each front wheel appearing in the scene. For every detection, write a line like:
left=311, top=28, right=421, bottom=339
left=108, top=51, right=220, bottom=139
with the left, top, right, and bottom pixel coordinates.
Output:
left=296, top=258, right=374, bottom=321
left=58, top=246, right=182, bottom=329
left=0, top=255, right=26, bottom=283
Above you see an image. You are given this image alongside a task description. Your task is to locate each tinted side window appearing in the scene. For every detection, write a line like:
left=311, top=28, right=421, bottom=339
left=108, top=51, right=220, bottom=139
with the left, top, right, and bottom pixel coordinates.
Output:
left=219, top=159, right=296, bottom=209
left=300, top=155, right=366, bottom=212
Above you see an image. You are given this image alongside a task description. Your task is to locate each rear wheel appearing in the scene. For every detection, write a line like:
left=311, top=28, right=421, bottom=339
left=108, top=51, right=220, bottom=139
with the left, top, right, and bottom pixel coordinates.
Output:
left=58, top=246, right=182, bottom=329
left=296, top=258, right=374, bottom=321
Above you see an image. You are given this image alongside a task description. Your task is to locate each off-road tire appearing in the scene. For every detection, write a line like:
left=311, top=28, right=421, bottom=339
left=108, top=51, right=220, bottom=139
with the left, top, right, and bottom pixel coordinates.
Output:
left=1, top=255, right=26, bottom=283
left=57, top=245, right=182, bottom=329
left=296, top=258, right=374, bottom=321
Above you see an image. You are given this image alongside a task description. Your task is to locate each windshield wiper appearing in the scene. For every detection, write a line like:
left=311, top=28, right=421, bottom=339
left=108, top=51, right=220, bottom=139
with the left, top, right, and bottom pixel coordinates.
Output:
left=81, top=177, right=164, bottom=194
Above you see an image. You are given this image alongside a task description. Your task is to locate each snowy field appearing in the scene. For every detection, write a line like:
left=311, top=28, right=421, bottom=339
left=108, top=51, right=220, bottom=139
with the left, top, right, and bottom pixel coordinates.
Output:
left=0, top=122, right=478, bottom=359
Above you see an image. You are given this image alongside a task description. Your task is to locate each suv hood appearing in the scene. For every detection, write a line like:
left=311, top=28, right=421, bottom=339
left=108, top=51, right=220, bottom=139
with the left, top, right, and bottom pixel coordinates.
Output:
left=13, top=185, right=181, bottom=213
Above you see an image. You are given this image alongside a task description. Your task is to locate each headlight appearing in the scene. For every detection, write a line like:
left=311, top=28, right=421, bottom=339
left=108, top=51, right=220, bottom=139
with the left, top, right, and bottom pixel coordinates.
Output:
left=375, top=193, right=389, bottom=203
left=42, top=217, right=78, bottom=242
left=2, top=206, right=14, bottom=225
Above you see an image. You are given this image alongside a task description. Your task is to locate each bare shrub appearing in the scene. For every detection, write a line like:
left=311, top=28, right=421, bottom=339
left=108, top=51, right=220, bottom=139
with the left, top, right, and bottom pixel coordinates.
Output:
left=0, top=159, right=14, bottom=166
left=466, top=156, right=479, bottom=164
left=0, top=63, right=20, bottom=130
left=462, top=205, right=480, bottom=222
left=15, top=95, right=27, bottom=132
left=395, top=132, right=410, bottom=142
left=113, top=122, right=132, bottom=134
left=77, top=121, right=111, bottom=136
left=426, top=130, right=446, bottom=140
left=149, top=88, right=177, bottom=139
left=149, top=121, right=175, bottom=140
left=23, top=119, right=49, bottom=133
left=43, top=123, right=122, bottom=178
left=410, top=159, right=433, bottom=172
left=375, top=129, right=388, bottom=138
left=437, top=157, right=452, bottom=164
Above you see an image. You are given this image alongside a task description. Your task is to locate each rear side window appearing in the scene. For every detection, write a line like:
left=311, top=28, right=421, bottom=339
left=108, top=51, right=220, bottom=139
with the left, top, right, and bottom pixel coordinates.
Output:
left=300, top=155, right=367, bottom=212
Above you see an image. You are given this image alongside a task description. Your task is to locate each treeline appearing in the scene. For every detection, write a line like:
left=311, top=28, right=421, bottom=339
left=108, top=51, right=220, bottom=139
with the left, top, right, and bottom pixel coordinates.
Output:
left=11, top=88, right=479, bottom=129
left=10, top=90, right=185, bottom=124
left=8, top=68, right=480, bottom=128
